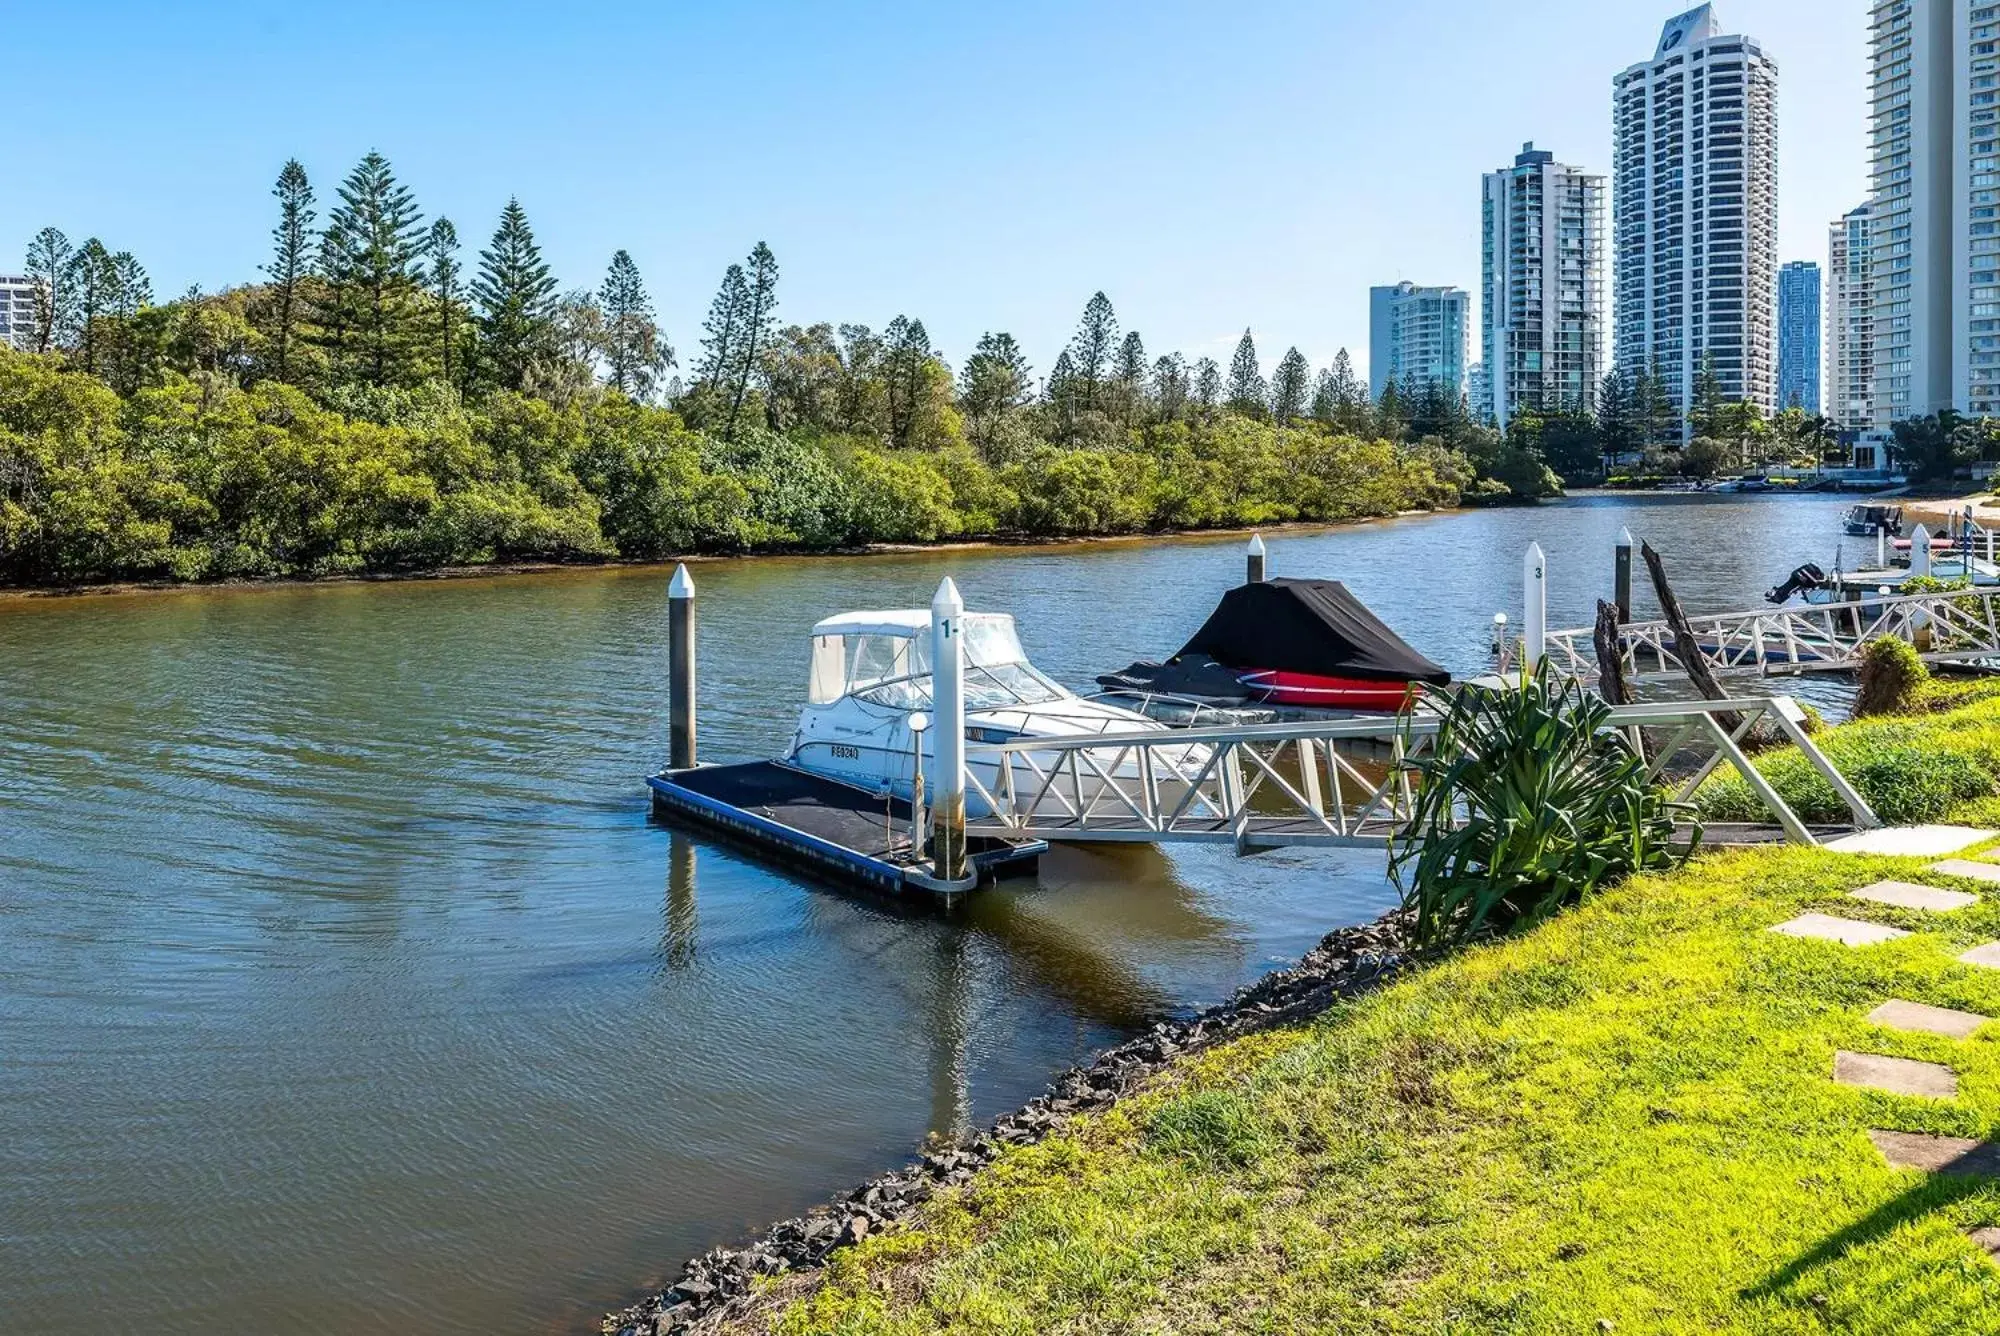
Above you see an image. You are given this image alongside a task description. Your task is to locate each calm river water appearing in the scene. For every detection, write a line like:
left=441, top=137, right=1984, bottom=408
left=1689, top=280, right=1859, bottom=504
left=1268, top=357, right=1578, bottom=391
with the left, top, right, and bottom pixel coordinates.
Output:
left=0, top=492, right=1861, bottom=1335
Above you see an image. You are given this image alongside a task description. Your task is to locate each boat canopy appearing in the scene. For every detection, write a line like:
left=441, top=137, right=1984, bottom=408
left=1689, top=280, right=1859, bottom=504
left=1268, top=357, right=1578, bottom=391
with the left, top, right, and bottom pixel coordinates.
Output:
left=1174, top=579, right=1452, bottom=686
left=807, top=611, right=1047, bottom=706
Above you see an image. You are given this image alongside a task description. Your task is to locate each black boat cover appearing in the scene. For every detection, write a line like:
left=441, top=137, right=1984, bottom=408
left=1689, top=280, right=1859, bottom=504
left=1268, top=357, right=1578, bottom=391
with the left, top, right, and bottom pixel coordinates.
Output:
left=1095, top=654, right=1259, bottom=700
left=1173, top=579, right=1451, bottom=685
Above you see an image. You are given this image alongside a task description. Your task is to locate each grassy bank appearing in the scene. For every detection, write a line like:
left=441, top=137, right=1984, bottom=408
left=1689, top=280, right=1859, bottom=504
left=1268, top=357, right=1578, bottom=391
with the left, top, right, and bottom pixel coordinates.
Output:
left=1698, top=676, right=2000, bottom=829
left=720, top=698, right=2000, bottom=1334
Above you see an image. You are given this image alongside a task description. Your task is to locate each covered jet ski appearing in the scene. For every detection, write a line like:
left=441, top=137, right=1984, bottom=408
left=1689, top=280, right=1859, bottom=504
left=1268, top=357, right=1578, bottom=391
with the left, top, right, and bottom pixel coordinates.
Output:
left=1098, top=579, right=1451, bottom=716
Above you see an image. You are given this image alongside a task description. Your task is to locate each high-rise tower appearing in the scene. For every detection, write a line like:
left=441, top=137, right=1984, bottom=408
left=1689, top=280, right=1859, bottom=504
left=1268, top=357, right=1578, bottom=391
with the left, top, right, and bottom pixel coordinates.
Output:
left=1481, top=143, right=1608, bottom=432
left=1612, top=6, right=1780, bottom=432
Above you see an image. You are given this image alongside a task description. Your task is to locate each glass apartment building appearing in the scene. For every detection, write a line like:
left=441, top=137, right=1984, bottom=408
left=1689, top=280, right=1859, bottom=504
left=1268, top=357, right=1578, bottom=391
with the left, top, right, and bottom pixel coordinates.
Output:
left=1778, top=260, right=1823, bottom=411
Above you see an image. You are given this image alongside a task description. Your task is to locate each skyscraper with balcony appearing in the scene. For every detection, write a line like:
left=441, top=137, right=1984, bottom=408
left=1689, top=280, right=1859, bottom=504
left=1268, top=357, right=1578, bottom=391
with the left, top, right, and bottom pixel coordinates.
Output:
left=0, top=275, right=39, bottom=351
left=1613, top=6, right=1780, bottom=433
left=1778, top=261, right=1822, bottom=411
left=1481, top=143, right=1608, bottom=433
left=1866, top=0, right=2000, bottom=424
left=1368, top=282, right=1470, bottom=402
left=1827, top=204, right=1876, bottom=431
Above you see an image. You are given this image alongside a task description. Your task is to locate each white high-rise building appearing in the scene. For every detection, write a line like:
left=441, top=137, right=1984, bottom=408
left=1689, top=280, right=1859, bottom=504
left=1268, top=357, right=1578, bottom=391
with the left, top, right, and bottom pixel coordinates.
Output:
left=1612, top=6, right=1780, bottom=432
left=1368, top=282, right=1471, bottom=402
left=1481, top=142, right=1608, bottom=432
left=1866, top=0, right=2000, bottom=424
left=1827, top=203, right=1875, bottom=432
left=0, top=275, right=39, bottom=351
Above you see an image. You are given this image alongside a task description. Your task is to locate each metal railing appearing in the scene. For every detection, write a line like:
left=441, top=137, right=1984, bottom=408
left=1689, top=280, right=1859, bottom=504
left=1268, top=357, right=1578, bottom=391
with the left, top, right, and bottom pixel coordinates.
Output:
left=961, top=695, right=1877, bottom=851
left=1544, top=586, right=2000, bottom=684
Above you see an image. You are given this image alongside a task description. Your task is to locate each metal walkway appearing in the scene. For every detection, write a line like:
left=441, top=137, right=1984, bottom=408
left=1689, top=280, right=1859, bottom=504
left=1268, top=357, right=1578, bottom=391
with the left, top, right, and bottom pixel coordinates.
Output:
left=962, top=696, right=1878, bottom=851
left=1543, top=587, right=2000, bottom=684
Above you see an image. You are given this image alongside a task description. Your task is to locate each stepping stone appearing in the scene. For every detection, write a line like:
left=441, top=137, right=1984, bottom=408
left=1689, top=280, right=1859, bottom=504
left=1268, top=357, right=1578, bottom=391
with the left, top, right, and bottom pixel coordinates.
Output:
left=1850, top=881, right=1980, bottom=912
left=1969, top=1227, right=2000, bottom=1261
left=1871, top=1130, right=2000, bottom=1176
left=1869, top=999, right=1992, bottom=1039
left=1836, top=1051, right=1959, bottom=1098
left=1963, top=943, right=2000, bottom=969
left=1828, top=826, right=1997, bottom=857
left=1768, top=914, right=1910, bottom=947
left=1930, top=859, right=2000, bottom=885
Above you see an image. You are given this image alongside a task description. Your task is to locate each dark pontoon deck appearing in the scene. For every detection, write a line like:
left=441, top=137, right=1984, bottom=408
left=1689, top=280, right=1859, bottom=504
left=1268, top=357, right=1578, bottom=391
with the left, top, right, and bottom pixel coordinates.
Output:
left=647, top=761, right=1045, bottom=896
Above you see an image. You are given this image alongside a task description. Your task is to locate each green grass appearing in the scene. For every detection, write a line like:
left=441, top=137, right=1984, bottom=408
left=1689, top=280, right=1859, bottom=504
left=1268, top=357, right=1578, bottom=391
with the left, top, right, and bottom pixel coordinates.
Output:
left=1698, top=680, right=2000, bottom=826
left=730, top=694, right=2000, bottom=1335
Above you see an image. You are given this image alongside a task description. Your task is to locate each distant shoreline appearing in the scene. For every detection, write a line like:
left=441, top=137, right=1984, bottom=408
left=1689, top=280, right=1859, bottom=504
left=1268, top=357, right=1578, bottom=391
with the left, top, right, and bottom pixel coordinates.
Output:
left=0, top=512, right=1452, bottom=605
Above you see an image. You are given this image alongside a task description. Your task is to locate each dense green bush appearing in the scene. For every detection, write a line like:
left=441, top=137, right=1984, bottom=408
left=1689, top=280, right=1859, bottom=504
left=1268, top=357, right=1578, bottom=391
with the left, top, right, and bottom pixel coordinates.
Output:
left=1853, top=636, right=1929, bottom=719
left=0, top=345, right=1472, bottom=586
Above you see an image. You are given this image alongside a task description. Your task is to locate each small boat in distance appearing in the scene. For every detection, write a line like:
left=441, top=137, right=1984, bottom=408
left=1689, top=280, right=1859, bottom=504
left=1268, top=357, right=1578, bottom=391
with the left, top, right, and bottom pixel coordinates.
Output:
left=1844, top=503, right=1902, bottom=537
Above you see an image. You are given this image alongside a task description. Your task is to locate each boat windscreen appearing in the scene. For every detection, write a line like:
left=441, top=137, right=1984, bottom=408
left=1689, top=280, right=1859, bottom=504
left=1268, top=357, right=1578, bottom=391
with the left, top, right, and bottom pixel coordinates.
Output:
left=812, top=615, right=1035, bottom=705
left=847, top=659, right=1072, bottom=711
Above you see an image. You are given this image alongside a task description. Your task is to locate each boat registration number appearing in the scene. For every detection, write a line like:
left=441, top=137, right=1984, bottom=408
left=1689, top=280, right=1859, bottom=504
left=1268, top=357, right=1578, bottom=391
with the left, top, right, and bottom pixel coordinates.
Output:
left=828, top=743, right=861, bottom=760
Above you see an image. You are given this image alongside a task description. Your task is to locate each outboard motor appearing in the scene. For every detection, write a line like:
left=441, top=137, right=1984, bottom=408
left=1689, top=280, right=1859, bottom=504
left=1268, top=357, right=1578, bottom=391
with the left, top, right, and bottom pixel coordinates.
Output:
left=1765, top=563, right=1827, bottom=606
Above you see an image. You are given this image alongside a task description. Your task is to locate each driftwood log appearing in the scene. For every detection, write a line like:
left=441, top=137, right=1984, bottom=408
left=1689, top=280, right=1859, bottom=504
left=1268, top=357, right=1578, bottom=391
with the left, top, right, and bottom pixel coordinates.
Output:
left=1592, top=600, right=1630, bottom=707
left=1640, top=540, right=1741, bottom=731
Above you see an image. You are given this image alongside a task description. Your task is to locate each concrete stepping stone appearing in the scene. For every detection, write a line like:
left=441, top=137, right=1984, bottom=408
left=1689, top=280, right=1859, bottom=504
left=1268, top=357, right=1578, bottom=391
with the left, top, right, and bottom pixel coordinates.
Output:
left=1871, top=1130, right=2000, bottom=1176
left=1969, top=1227, right=2000, bottom=1261
left=1930, top=859, right=2000, bottom=885
left=1868, top=999, right=1992, bottom=1039
left=1836, top=1051, right=1959, bottom=1098
left=1961, top=943, right=2000, bottom=969
left=1828, top=826, right=1996, bottom=856
left=1849, top=881, right=1980, bottom=912
left=1768, top=914, right=1910, bottom=947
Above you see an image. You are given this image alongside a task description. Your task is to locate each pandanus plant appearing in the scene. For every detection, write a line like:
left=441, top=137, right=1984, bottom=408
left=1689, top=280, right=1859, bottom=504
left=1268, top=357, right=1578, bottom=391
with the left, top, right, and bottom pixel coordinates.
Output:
left=1391, top=662, right=1694, bottom=953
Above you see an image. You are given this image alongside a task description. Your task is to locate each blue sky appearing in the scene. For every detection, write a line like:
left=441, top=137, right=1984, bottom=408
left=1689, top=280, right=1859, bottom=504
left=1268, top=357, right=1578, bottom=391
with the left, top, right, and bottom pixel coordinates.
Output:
left=5, top=0, right=1863, bottom=383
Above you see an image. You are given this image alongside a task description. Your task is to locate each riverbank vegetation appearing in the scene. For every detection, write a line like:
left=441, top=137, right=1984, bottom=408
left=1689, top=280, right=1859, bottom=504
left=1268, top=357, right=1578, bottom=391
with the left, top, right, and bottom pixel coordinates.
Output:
left=2, top=152, right=1557, bottom=588
left=704, top=686, right=2000, bottom=1334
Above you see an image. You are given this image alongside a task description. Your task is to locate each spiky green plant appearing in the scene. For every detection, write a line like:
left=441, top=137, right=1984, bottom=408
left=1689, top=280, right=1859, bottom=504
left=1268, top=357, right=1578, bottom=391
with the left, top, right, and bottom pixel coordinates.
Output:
left=1391, top=662, right=1693, bottom=953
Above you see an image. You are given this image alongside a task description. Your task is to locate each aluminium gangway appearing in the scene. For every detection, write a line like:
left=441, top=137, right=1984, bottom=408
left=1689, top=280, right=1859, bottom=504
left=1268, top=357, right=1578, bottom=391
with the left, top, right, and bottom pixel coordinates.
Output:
left=960, top=696, right=1879, bottom=852
left=1542, top=586, right=2000, bottom=685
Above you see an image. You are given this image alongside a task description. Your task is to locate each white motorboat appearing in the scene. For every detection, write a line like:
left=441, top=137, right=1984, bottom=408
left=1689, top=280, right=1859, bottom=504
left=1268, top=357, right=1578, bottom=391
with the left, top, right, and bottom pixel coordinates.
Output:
left=784, top=609, right=1214, bottom=820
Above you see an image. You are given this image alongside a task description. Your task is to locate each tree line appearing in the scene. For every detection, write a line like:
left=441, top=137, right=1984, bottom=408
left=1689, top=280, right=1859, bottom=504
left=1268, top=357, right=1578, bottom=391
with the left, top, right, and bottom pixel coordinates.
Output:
left=3, top=150, right=1556, bottom=588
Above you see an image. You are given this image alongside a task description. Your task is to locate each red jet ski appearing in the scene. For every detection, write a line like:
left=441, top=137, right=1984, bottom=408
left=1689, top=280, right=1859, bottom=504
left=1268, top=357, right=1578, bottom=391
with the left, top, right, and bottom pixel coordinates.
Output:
left=1234, top=669, right=1421, bottom=711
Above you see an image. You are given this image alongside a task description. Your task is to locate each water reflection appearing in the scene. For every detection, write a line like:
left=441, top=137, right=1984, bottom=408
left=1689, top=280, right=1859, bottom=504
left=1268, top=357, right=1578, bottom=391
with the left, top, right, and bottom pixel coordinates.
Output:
left=665, top=833, right=699, bottom=970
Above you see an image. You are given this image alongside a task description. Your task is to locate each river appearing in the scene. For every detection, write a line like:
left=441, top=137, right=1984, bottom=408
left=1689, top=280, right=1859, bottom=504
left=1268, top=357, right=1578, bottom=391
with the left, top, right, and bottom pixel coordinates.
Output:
left=0, top=491, right=1864, bottom=1335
